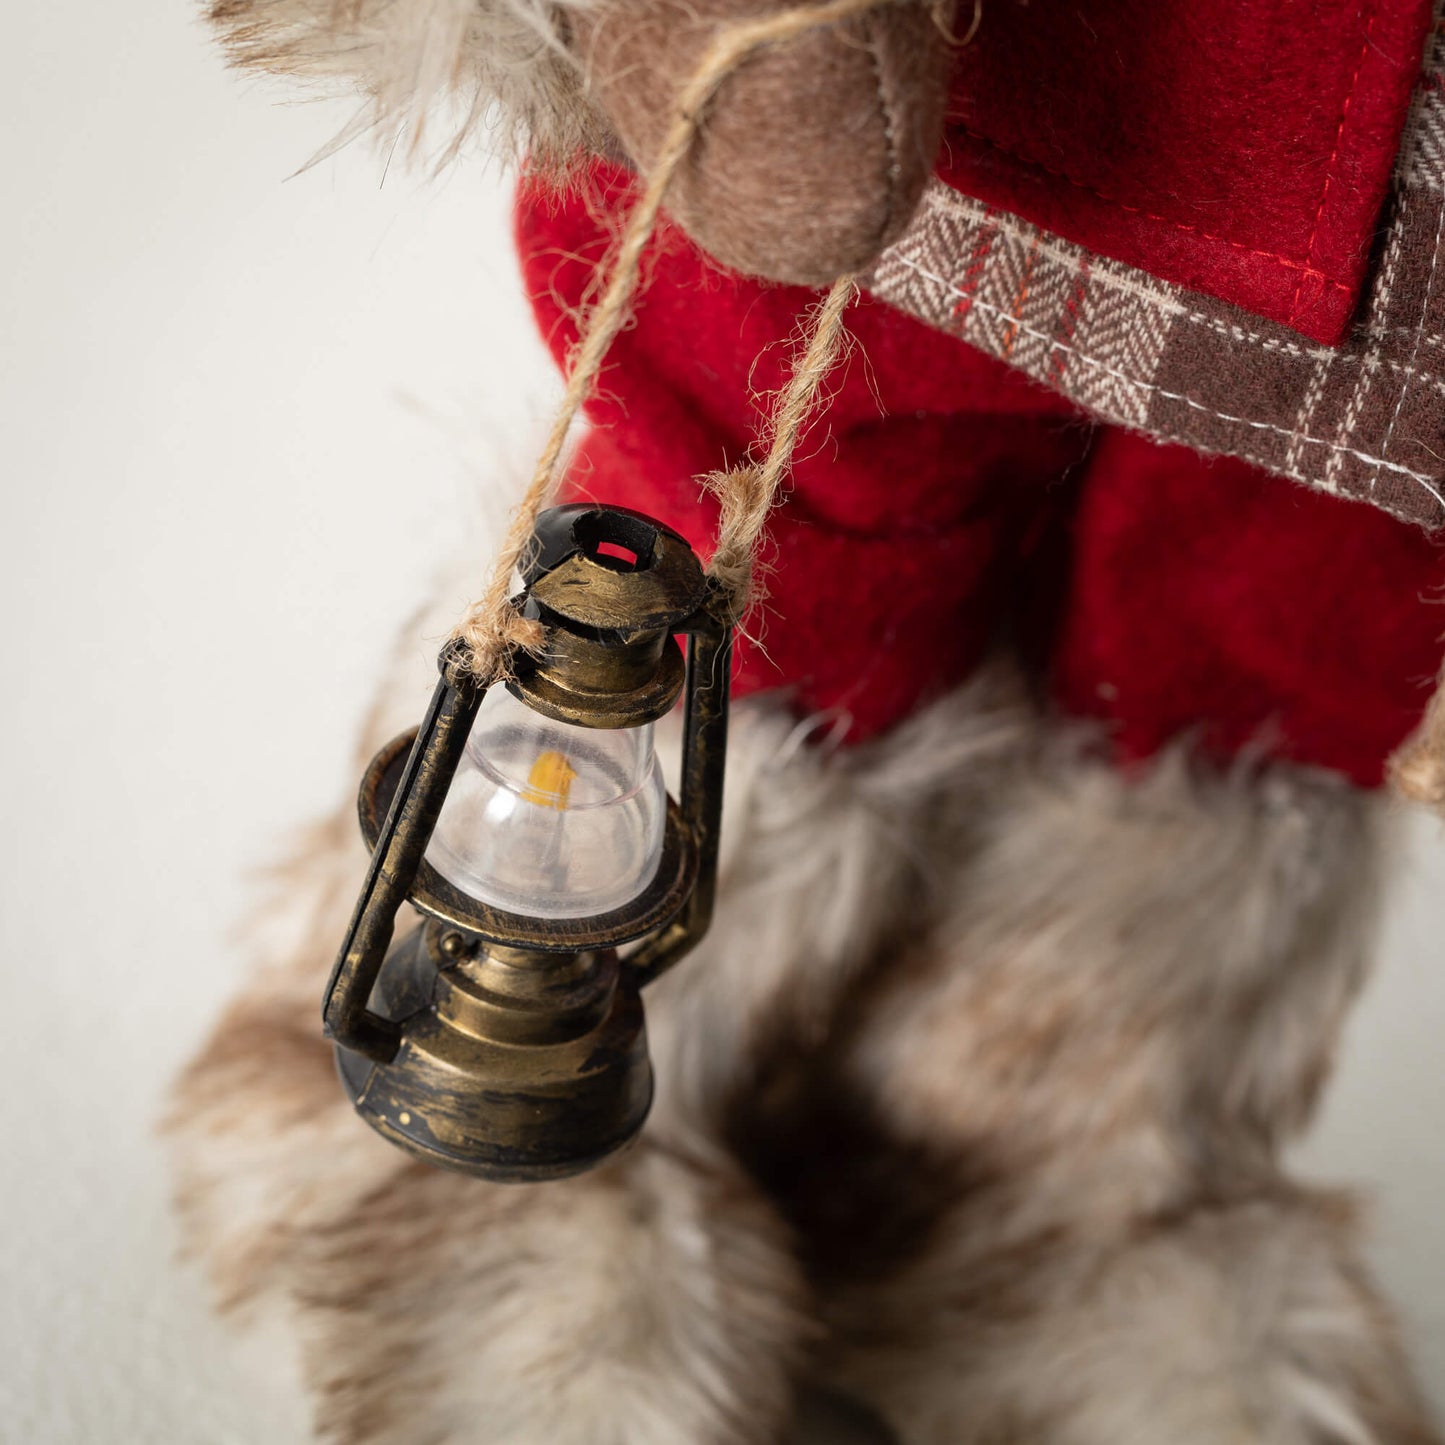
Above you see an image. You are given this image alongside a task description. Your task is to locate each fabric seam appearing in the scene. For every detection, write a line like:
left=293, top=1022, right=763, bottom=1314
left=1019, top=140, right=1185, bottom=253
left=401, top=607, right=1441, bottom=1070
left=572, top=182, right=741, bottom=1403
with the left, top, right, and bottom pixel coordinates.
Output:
left=947, top=127, right=1353, bottom=294
left=891, top=251, right=1445, bottom=508
left=1290, top=0, right=1387, bottom=317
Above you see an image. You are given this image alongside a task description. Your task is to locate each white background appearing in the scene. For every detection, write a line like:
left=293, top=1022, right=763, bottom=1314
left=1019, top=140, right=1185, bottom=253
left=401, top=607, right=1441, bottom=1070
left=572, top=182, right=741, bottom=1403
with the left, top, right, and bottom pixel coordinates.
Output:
left=1, top=3, right=1441, bottom=1439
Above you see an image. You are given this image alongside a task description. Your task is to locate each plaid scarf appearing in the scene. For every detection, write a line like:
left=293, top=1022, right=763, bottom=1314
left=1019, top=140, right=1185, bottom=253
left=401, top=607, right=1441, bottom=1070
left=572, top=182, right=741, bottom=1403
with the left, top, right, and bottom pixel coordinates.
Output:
left=869, top=11, right=1445, bottom=531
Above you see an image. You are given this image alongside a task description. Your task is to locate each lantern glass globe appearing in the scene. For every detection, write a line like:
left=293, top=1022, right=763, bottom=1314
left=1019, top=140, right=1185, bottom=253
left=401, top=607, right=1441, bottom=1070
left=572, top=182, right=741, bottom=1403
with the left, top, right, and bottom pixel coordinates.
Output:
left=426, top=686, right=667, bottom=919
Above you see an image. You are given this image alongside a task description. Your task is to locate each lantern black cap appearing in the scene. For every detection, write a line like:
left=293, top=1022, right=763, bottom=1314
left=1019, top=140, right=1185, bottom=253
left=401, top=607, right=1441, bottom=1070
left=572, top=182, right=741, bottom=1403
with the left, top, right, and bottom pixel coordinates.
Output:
left=522, top=505, right=711, bottom=641
left=511, top=505, right=713, bottom=729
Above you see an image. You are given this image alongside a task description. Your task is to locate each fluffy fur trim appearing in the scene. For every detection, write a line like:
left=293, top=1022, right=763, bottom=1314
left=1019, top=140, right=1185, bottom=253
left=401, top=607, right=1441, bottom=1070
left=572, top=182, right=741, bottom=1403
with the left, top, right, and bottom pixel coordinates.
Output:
left=167, top=538, right=1437, bottom=1441
left=759, top=731, right=1439, bottom=1443
left=292, top=1142, right=807, bottom=1445
left=165, top=580, right=815, bottom=1444
left=830, top=1188, right=1439, bottom=1445
left=646, top=664, right=1034, bottom=1135
left=207, top=0, right=611, bottom=167
left=851, top=738, right=1389, bottom=1189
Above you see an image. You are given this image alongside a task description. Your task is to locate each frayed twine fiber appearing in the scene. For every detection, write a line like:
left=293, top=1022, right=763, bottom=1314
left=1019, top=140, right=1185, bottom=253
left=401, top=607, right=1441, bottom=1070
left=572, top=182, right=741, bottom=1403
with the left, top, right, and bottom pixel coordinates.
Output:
left=702, top=275, right=856, bottom=617
left=433, top=0, right=1445, bottom=807
left=1389, top=653, right=1445, bottom=812
left=447, top=0, right=892, bottom=684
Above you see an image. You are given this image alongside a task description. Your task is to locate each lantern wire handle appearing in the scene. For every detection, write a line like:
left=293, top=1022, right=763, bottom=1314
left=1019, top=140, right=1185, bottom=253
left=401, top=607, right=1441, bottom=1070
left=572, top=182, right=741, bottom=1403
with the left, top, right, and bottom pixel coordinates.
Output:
left=446, top=0, right=884, bottom=684
left=627, top=606, right=733, bottom=984
left=323, top=646, right=489, bottom=1060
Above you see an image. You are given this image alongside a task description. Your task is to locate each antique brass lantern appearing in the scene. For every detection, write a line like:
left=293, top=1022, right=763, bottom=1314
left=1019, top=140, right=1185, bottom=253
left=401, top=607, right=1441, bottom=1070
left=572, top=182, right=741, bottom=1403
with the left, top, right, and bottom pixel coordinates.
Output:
left=323, top=504, right=731, bottom=1181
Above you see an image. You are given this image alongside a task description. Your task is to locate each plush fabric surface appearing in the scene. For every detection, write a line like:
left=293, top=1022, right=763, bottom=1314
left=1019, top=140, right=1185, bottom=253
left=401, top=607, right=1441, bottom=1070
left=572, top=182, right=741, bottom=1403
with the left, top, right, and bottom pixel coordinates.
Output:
left=938, top=0, right=1434, bottom=344
left=518, top=164, right=1085, bottom=741
left=166, top=612, right=1442, bottom=1440
left=1049, top=430, right=1445, bottom=787
left=869, top=0, right=1445, bottom=532
left=573, top=0, right=954, bottom=285
left=205, top=0, right=611, bottom=168
left=518, top=165, right=1445, bottom=768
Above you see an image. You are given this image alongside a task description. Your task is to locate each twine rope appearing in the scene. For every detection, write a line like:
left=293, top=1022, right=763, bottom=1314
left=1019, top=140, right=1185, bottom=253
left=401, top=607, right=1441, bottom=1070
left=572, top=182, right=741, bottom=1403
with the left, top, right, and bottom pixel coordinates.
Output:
left=701, top=274, right=855, bottom=613
left=1390, top=656, right=1445, bottom=811
left=435, top=0, right=1445, bottom=814
left=447, top=0, right=886, bottom=682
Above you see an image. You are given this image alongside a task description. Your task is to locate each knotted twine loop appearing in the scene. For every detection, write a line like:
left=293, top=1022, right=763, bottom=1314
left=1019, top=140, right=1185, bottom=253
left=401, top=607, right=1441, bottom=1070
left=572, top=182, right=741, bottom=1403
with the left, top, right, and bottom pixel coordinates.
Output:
left=447, top=0, right=889, bottom=684
left=432, top=0, right=1445, bottom=811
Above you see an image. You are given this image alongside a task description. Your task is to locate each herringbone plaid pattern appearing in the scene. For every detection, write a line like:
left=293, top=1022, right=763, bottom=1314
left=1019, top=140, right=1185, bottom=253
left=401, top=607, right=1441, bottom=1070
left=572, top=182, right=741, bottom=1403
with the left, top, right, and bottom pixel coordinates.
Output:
left=869, top=13, right=1445, bottom=530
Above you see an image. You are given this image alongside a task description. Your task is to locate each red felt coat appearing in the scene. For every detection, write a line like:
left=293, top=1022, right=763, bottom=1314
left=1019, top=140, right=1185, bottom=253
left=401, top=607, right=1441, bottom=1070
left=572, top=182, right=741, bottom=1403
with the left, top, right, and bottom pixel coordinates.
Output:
left=516, top=0, right=1445, bottom=786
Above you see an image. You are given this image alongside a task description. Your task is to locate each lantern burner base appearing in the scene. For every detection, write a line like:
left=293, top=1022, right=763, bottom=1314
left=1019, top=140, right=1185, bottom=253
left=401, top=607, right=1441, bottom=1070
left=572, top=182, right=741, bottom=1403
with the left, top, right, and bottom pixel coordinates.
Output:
left=334, top=923, right=654, bottom=1182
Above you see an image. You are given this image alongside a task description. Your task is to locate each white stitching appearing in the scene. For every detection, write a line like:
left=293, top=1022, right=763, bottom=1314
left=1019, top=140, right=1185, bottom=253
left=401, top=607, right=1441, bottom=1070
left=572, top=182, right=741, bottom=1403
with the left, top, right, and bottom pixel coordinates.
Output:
left=919, top=178, right=1445, bottom=379
left=890, top=253, right=1445, bottom=508
left=1286, top=353, right=1333, bottom=475
left=1091, top=298, right=1445, bottom=394
left=1212, top=445, right=1435, bottom=527
left=1378, top=193, right=1445, bottom=471
left=1369, top=327, right=1445, bottom=350
left=1337, top=185, right=1412, bottom=492
left=918, top=187, right=1185, bottom=315
left=1177, top=309, right=1339, bottom=360
left=1154, top=308, right=1445, bottom=394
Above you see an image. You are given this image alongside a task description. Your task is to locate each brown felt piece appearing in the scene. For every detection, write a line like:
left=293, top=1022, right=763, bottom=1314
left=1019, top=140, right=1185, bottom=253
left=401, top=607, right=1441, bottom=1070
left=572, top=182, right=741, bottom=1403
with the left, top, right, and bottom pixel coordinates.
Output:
left=573, top=0, right=956, bottom=284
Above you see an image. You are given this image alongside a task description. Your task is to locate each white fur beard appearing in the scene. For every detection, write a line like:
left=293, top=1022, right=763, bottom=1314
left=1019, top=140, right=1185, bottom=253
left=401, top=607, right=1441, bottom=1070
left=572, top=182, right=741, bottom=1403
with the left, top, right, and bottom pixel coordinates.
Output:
left=166, top=538, right=1440, bottom=1444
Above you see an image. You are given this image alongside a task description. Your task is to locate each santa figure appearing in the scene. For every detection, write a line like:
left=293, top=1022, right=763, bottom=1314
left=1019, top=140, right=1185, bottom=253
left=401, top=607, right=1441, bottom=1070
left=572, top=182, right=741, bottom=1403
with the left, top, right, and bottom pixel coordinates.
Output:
left=173, top=0, right=1445, bottom=1439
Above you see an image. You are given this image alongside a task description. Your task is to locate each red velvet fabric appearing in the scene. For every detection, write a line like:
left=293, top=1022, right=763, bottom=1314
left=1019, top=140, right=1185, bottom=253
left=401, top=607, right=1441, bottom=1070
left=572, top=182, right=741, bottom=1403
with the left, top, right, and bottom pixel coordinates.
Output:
left=521, top=169, right=1086, bottom=740
left=1050, top=431, right=1445, bottom=785
left=940, top=0, right=1433, bottom=344
left=518, top=171, right=1445, bottom=784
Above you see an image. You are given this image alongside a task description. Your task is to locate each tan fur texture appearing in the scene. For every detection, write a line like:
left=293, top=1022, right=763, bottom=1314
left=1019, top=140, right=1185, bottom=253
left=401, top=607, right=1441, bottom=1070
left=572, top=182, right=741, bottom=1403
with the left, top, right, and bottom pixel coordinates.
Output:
left=740, top=735, right=1437, bottom=1442
left=205, top=0, right=954, bottom=282
left=187, top=4, right=1437, bottom=1434
left=207, top=0, right=611, bottom=167
left=167, top=545, right=1440, bottom=1441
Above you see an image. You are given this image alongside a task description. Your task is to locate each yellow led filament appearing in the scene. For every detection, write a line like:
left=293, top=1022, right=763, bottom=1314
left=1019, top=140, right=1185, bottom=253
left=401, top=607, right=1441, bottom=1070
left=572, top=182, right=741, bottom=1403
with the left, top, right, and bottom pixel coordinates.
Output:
left=521, top=750, right=577, bottom=810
